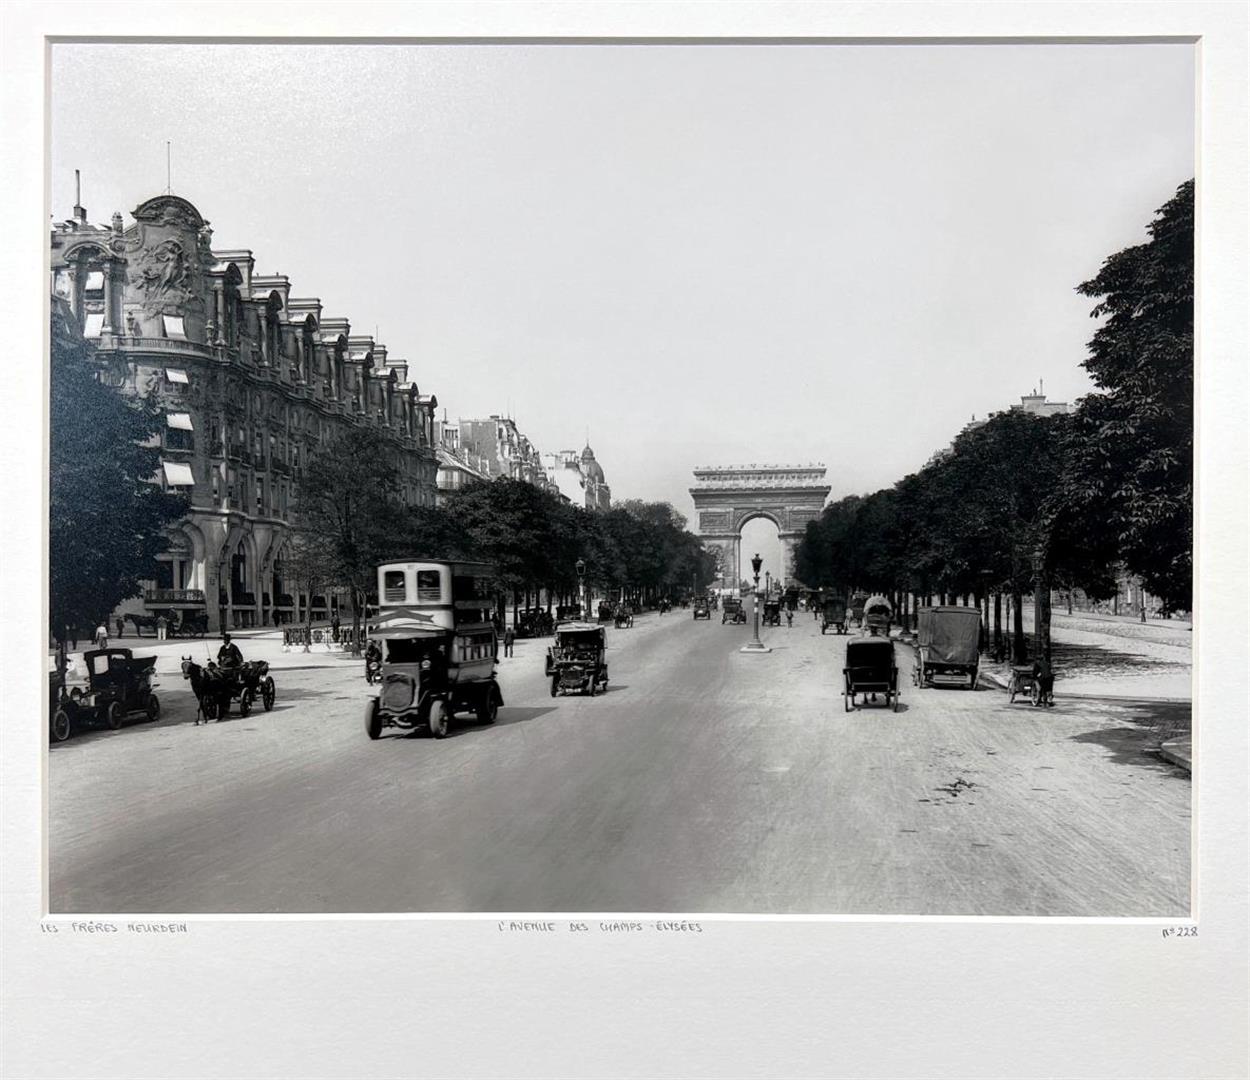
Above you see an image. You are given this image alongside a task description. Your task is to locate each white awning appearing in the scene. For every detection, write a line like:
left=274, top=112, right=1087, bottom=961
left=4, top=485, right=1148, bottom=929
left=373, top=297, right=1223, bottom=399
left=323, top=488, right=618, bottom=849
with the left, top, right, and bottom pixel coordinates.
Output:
left=162, top=461, right=195, bottom=486
left=165, top=368, right=189, bottom=384
left=84, top=270, right=104, bottom=291
left=166, top=412, right=194, bottom=431
left=82, top=313, right=104, bottom=337
left=162, top=315, right=187, bottom=340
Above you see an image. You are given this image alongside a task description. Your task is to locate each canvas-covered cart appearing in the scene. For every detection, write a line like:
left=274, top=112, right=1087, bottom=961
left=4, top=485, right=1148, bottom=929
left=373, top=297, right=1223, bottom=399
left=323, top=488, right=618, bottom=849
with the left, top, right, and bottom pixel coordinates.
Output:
left=914, top=606, right=981, bottom=690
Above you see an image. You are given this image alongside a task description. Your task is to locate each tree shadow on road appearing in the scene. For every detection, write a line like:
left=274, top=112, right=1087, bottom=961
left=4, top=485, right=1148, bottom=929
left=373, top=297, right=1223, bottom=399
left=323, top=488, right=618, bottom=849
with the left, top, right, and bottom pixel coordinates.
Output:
left=1069, top=699, right=1192, bottom=773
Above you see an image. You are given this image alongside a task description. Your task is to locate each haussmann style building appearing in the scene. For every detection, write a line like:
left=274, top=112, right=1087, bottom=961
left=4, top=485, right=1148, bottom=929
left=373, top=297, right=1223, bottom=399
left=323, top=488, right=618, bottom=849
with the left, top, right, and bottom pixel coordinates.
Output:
left=50, top=186, right=440, bottom=633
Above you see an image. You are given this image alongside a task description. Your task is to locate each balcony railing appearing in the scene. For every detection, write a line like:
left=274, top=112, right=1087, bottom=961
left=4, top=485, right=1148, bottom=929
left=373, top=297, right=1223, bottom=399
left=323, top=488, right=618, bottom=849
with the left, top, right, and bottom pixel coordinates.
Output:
left=108, top=336, right=219, bottom=359
left=145, top=588, right=206, bottom=604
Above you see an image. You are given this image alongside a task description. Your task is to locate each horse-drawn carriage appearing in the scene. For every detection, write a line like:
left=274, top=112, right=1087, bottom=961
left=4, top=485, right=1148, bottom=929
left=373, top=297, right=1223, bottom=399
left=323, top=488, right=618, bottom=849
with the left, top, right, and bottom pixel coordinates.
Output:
left=613, top=605, right=635, bottom=629
left=51, top=649, right=161, bottom=740
left=658, top=598, right=672, bottom=614
left=842, top=637, right=900, bottom=712
left=862, top=595, right=893, bottom=636
left=546, top=623, right=608, bottom=697
left=181, top=657, right=276, bottom=722
left=597, top=601, right=615, bottom=623
left=849, top=592, right=868, bottom=628
left=127, top=610, right=208, bottom=637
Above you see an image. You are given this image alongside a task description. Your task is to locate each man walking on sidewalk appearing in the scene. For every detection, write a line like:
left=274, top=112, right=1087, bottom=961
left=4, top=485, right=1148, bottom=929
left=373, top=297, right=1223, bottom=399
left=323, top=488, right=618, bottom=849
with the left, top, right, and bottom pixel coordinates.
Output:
left=502, top=625, right=515, bottom=658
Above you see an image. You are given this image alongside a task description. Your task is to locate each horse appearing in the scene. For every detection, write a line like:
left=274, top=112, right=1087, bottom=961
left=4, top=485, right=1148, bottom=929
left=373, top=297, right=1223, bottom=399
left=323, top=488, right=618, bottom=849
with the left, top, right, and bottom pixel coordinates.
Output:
left=180, top=657, right=233, bottom=723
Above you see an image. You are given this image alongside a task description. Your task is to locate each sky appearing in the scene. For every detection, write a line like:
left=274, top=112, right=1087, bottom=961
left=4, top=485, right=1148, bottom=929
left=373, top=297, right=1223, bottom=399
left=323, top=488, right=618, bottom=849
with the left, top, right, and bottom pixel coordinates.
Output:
left=50, top=42, right=1194, bottom=582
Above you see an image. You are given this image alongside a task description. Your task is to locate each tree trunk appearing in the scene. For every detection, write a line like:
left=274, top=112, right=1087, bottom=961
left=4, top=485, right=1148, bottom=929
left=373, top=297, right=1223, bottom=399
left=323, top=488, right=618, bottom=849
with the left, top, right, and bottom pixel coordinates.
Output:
left=994, top=592, right=1003, bottom=659
left=1035, top=572, right=1052, bottom=664
left=350, top=585, right=362, bottom=656
left=303, top=584, right=314, bottom=653
left=1011, top=588, right=1026, bottom=663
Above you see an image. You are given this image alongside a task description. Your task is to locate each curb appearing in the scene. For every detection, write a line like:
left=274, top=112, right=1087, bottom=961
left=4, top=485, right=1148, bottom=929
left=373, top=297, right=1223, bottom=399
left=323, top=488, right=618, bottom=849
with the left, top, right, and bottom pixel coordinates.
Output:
left=1159, top=738, right=1192, bottom=773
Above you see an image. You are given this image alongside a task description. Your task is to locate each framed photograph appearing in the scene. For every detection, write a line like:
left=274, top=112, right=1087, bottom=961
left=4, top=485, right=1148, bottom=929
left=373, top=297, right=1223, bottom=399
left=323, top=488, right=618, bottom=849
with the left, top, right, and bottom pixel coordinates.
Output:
left=2, top=3, right=1246, bottom=1078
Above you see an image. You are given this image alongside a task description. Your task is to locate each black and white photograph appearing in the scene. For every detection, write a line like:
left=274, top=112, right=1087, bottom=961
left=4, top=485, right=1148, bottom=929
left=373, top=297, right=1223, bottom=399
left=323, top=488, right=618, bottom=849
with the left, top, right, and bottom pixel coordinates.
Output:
left=3, top=3, right=1247, bottom=1079
left=43, top=37, right=1197, bottom=918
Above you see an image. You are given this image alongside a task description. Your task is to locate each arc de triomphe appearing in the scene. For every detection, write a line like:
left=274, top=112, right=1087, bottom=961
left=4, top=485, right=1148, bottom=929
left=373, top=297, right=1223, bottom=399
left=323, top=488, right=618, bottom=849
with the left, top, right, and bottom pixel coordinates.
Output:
left=690, top=464, right=831, bottom=589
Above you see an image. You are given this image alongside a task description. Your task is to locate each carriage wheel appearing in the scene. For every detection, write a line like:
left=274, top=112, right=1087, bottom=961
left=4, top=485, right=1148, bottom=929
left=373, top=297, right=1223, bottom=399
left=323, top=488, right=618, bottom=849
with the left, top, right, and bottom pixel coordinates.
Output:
left=476, top=692, right=498, bottom=725
left=365, top=699, right=382, bottom=740
left=1030, top=681, right=1042, bottom=707
left=428, top=699, right=450, bottom=739
left=105, top=701, right=124, bottom=730
left=550, top=676, right=559, bottom=698
left=51, top=708, right=72, bottom=742
left=239, top=689, right=254, bottom=717
left=893, top=690, right=901, bottom=713
left=844, top=692, right=853, bottom=713
left=262, top=677, right=276, bottom=711
left=1008, top=680, right=1017, bottom=704
left=145, top=694, right=160, bottom=722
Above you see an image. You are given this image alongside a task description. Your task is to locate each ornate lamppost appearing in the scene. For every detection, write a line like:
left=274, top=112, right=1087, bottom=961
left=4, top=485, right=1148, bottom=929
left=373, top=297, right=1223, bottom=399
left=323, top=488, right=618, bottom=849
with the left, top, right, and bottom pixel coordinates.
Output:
left=575, top=558, right=586, bottom=620
left=740, top=552, right=770, bottom=654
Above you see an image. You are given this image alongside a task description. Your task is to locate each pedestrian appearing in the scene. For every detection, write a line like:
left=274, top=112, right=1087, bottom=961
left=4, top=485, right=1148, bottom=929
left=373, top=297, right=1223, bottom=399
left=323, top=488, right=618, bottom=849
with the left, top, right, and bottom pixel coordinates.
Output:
left=69, top=625, right=78, bottom=651
left=94, top=622, right=108, bottom=650
left=116, top=616, right=125, bottom=640
left=502, top=624, right=515, bottom=658
left=156, top=614, right=168, bottom=641
left=785, top=608, right=793, bottom=629
left=331, top=614, right=341, bottom=643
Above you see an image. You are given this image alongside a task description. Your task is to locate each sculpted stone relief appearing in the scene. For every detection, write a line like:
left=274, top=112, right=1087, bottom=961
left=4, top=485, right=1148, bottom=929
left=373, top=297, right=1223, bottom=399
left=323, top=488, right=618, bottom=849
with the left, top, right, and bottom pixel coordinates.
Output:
left=128, top=238, right=197, bottom=313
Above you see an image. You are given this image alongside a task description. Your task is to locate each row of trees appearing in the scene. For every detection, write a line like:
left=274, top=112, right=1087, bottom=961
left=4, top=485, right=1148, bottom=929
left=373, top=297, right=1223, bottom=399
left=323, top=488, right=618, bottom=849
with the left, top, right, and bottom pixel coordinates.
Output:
left=794, top=179, right=1193, bottom=661
left=287, top=434, right=719, bottom=648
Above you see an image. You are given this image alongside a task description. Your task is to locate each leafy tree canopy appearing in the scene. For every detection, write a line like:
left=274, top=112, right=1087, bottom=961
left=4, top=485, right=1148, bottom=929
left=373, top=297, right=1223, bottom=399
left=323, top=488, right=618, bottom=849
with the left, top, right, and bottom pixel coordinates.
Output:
left=49, top=301, right=188, bottom=643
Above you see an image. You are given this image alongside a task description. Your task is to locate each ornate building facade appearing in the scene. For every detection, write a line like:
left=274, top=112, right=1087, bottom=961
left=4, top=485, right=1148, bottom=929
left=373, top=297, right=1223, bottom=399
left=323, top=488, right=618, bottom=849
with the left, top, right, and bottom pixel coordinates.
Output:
left=50, top=190, right=439, bottom=632
left=543, top=446, right=612, bottom=511
left=456, top=416, right=555, bottom=494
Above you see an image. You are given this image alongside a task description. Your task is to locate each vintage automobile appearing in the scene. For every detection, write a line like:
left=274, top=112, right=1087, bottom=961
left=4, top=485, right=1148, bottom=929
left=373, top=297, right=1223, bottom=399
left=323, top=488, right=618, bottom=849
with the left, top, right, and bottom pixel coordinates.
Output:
left=546, top=622, right=609, bottom=697
left=366, top=559, right=504, bottom=739
left=556, top=603, right=583, bottom=623
left=842, top=637, right=900, bottom=712
left=721, top=597, right=747, bottom=625
left=862, top=595, right=893, bottom=636
left=49, top=670, right=74, bottom=742
left=820, top=596, right=848, bottom=635
left=849, top=592, right=869, bottom=628
left=762, top=600, right=782, bottom=627
left=597, top=601, right=615, bottom=623
left=515, top=607, right=554, bottom=639
left=613, top=605, right=635, bottom=629
left=693, top=597, right=712, bottom=620
left=71, top=648, right=162, bottom=731
left=914, top=606, right=981, bottom=690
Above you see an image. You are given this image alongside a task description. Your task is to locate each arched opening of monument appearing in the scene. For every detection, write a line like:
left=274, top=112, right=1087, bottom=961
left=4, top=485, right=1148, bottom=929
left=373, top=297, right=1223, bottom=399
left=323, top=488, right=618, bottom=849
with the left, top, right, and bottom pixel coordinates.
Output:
left=739, top=516, right=782, bottom=591
left=689, top=464, right=832, bottom=595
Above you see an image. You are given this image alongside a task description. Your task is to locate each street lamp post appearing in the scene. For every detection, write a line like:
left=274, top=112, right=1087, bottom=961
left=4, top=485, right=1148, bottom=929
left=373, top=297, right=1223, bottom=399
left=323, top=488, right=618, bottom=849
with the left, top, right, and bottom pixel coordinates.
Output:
left=740, top=552, right=770, bottom=654
left=575, top=558, right=586, bottom=620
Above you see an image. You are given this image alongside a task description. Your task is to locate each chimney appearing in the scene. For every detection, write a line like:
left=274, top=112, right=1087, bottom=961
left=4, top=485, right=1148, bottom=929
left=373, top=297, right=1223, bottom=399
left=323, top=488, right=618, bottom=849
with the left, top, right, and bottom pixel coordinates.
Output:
left=72, top=169, right=86, bottom=224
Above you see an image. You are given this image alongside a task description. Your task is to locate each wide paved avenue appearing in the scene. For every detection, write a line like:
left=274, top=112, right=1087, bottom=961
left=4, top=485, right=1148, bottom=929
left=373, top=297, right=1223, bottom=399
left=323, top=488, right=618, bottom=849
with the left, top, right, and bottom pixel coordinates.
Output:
left=49, top=611, right=1190, bottom=915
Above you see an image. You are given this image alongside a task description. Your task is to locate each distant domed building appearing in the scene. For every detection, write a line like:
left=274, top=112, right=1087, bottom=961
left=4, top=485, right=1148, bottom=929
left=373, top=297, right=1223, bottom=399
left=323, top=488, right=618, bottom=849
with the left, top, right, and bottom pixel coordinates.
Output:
left=544, top=443, right=611, bottom=511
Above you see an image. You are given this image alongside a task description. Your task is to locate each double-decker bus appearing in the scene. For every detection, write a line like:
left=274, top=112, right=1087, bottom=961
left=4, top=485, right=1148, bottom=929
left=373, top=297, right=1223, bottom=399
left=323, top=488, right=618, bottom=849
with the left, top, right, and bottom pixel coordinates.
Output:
left=365, top=560, right=502, bottom=740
